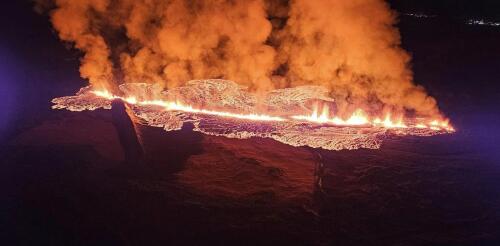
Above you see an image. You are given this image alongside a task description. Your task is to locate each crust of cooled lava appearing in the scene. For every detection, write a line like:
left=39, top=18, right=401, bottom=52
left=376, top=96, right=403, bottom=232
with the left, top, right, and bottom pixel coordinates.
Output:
left=52, top=79, right=445, bottom=150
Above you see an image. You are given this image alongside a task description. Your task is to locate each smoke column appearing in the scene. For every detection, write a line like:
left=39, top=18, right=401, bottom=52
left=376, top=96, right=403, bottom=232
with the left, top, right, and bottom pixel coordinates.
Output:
left=37, top=0, right=442, bottom=118
left=276, top=0, right=439, bottom=117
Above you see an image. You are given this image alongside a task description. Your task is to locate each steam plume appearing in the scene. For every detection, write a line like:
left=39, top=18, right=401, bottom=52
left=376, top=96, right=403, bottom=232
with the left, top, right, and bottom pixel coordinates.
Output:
left=277, top=0, right=439, bottom=117
left=37, top=0, right=442, bottom=117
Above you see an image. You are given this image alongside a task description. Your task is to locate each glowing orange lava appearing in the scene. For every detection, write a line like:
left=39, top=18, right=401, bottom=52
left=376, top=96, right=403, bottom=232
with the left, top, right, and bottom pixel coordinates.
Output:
left=91, top=90, right=454, bottom=132
left=92, top=90, right=285, bottom=122
left=292, top=103, right=454, bottom=132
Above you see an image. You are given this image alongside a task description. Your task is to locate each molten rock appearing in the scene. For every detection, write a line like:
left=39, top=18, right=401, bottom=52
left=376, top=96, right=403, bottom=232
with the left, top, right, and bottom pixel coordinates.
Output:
left=52, top=80, right=451, bottom=150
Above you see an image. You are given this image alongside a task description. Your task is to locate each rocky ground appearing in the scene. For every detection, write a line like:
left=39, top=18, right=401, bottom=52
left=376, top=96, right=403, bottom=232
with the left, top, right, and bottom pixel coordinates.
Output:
left=2, top=104, right=499, bottom=245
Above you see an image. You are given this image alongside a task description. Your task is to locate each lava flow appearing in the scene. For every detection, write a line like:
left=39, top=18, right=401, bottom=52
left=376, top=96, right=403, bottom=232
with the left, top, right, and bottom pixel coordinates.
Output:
left=43, top=0, right=456, bottom=151
left=51, top=80, right=454, bottom=151
left=91, top=90, right=286, bottom=122
left=91, top=88, right=454, bottom=132
left=292, top=104, right=454, bottom=132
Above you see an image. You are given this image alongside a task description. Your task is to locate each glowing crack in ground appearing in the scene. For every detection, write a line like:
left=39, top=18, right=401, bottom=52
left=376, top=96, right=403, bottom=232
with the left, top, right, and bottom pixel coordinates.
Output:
left=52, top=80, right=453, bottom=150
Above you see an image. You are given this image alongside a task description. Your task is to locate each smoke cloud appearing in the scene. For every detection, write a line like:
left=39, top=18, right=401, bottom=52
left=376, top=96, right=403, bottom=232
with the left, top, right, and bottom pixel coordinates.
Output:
left=37, top=0, right=441, bottom=117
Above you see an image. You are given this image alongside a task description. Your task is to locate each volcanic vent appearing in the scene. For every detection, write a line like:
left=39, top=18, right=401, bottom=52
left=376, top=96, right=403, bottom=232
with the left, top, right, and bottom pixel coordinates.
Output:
left=52, top=79, right=453, bottom=151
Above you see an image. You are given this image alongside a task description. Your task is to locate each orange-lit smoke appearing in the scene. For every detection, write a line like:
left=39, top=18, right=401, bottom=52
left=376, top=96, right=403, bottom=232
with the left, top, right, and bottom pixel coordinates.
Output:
left=276, top=0, right=439, bottom=118
left=37, top=0, right=443, bottom=118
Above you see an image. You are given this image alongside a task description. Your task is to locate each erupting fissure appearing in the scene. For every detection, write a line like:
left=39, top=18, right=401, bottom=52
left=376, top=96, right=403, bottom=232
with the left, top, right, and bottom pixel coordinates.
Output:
left=90, top=89, right=454, bottom=132
left=92, top=90, right=286, bottom=122
left=39, top=0, right=450, bottom=124
left=51, top=80, right=455, bottom=150
left=40, top=0, right=457, bottom=150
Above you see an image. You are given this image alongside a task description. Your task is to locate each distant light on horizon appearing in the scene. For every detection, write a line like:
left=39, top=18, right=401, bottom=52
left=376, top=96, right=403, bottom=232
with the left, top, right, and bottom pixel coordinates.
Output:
left=467, top=19, right=500, bottom=27
left=401, top=13, right=436, bottom=18
left=402, top=12, right=500, bottom=28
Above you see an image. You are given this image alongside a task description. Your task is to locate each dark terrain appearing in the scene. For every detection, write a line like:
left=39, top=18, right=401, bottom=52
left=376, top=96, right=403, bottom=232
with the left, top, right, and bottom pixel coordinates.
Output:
left=1, top=1, right=500, bottom=245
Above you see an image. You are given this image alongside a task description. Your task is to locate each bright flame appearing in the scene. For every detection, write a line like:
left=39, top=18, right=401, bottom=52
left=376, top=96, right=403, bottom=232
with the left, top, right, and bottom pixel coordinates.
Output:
left=293, top=106, right=374, bottom=127
left=91, top=90, right=454, bottom=132
left=92, top=90, right=115, bottom=99
left=292, top=103, right=454, bottom=132
left=292, top=106, right=370, bottom=126
left=344, top=109, right=370, bottom=125
left=375, top=114, right=407, bottom=128
left=415, top=123, right=427, bottom=129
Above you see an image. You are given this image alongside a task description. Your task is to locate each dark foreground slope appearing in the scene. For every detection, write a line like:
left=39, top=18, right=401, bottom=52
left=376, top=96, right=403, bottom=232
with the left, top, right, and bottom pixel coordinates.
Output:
left=2, top=105, right=499, bottom=245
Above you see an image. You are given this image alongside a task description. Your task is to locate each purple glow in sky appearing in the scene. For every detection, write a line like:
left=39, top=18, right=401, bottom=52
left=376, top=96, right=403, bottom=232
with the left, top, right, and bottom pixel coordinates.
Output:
left=0, top=44, right=19, bottom=139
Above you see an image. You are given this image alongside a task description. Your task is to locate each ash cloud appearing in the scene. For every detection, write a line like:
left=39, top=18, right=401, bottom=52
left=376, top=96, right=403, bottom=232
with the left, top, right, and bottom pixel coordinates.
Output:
left=37, top=0, right=442, bottom=118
